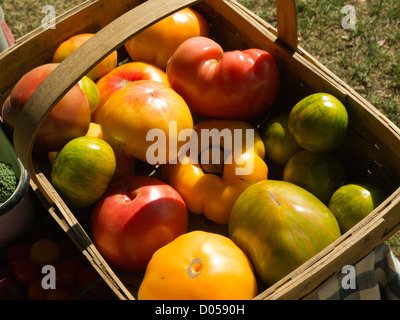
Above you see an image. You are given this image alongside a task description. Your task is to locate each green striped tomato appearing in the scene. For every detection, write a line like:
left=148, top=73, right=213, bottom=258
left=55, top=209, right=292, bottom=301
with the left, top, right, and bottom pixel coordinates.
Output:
left=229, top=179, right=341, bottom=286
left=288, top=93, right=348, bottom=153
left=78, top=76, right=101, bottom=113
left=51, top=136, right=116, bottom=208
left=328, top=183, right=387, bottom=233
left=283, top=150, right=346, bottom=204
left=260, top=113, right=302, bottom=165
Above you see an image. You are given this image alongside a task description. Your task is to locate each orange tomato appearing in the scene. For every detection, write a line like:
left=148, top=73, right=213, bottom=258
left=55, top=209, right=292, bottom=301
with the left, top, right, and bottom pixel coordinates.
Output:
left=100, top=80, right=193, bottom=164
left=138, top=231, right=258, bottom=300
left=53, top=33, right=117, bottom=81
left=124, top=8, right=210, bottom=70
left=93, top=62, right=169, bottom=124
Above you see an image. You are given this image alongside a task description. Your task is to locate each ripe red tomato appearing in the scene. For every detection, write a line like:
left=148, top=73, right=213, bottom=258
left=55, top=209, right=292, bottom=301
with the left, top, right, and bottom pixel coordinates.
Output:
left=91, top=175, right=188, bottom=271
left=54, top=255, right=86, bottom=287
left=167, top=36, right=280, bottom=120
left=3, top=63, right=91, bottom=152
left=6, top=241, right=30, bottom=268
left=45, top=287, right=71, bottom=300
left=13, top=259, right=40, bottom=284
left=27, top=278, right=48, bottom=300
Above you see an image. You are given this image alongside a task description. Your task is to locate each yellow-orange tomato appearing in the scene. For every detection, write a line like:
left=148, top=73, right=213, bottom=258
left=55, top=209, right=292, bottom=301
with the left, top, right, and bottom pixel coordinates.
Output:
left=53, top=33, right=117, bottom=81
left=93, top=62, right=169, bottom=124
left=138, top=231, right=258, bottom=300
left=100, top=80, right=193, bottom=164
left=124, top=8, right=210, bottom=70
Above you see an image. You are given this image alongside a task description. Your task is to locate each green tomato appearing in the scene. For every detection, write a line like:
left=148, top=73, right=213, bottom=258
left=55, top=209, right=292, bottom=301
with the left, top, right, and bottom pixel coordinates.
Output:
left=288, top=93, right=348, bottom=153
left=78, top=76, right=101, bottom=113
left=283, top=150, right=346, bottom=204
left=51, top=136, right=116, bottom=208
left=260, top=113, right=302, bottom=165
left=328, top=183, right=386, bottom=233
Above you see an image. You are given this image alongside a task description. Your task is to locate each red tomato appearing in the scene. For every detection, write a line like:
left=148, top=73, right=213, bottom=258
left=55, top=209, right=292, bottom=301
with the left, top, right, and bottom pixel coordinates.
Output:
left=167, top=36, right=280, bottom=120
left=6, top=241, right=30, bottom=268
left=91, top=175, right=188, bottom=271
left=4, top=63, right=91, bottom=152
left=124, top=8, right=210, bottom=70
left=0, top=277, right=27, bottom=300
left=13, top=259, right=40, bottom=284
left=27, top=278, right=48, bottom=300
left=45, top=287, right=71, bottom=300
left=54, top=255, right=86, bottom=287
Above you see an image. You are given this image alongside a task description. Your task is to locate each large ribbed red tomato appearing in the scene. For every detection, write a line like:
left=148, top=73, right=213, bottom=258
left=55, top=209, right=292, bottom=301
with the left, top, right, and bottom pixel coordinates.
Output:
left=167, top=36, right=280, bottom=120
left=91, top=175, right=188, bottom=271
left=229, top=179, right=341, bottom=286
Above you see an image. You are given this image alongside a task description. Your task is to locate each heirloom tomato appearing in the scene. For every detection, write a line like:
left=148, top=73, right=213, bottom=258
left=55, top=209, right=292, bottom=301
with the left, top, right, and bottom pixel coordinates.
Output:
left=138, top=231, right=257, bottom=300
left=328, top=183, right=386, bottom=233
left=283, top=150, right=346, bottom=204
left=260, top=113, right=301, bottom=165
left=124, top=8, right=210, bottom=70
left=229, top=179, right=341, bottom=286
left=51, top=136, right=116, bottom=208
left=167, top=36, right=280, bottom=120
left=91, top=175, right=188, bottom=272
left=93, top=62, right=168, bottom=123
left=288, top=93, right=348, bottom=153
left=4, top=63, right=91, bottom=152
left=78, top=76, right=100, bottom=113
left=53, top=33, right=117, bottom=81
left=100, top=80, right=193, bottom=164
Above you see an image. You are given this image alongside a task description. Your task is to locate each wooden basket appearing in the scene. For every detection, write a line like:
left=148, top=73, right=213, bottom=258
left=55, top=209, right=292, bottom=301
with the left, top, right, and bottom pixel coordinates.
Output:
left=1, top=0, right=400, bottom=300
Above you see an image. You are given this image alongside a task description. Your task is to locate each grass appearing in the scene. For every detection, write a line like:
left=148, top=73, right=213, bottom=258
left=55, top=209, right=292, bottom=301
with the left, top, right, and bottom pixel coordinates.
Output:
left=1, top=0, right=399, bottom=260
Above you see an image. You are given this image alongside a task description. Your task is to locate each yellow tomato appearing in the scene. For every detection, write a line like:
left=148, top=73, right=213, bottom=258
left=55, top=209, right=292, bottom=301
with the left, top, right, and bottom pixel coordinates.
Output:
left=138, top=231, right=258, bottom=300
left=124, top=8, right=210, bottom=70
left=53, top=33, right=117, bottom=81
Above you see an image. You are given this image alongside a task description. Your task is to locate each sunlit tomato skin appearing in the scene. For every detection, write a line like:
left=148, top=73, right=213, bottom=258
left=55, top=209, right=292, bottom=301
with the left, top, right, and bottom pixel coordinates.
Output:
left=91, top=175, right=188, bottom=272
left=124, top=8, right=210, bottom=70
left=93, top=62, right=169, bottom=123
left=51, top=136, right=116, bottom=208
left=4, top=63, right=91, bottom=152
left=53, top=33, right=117, bottom=81
left=100, top=80, right=193, bottom=164
left=167, top=36, right=280, bottom=120
left=138, top=231, right=258, bottom=300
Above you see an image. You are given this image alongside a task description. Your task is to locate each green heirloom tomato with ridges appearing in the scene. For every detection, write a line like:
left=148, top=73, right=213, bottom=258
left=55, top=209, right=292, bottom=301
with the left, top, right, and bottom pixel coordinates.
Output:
left=51, top=136, right=116, bottom=208
left=328, top=183, right=387, bottom=234
left=283, top=150, right=346, bottom=204
left=288, top=93, right=348, bottom=153
left=229, top=179, right=341, bottom=286
left=260, top=113, right=302, bottom=165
